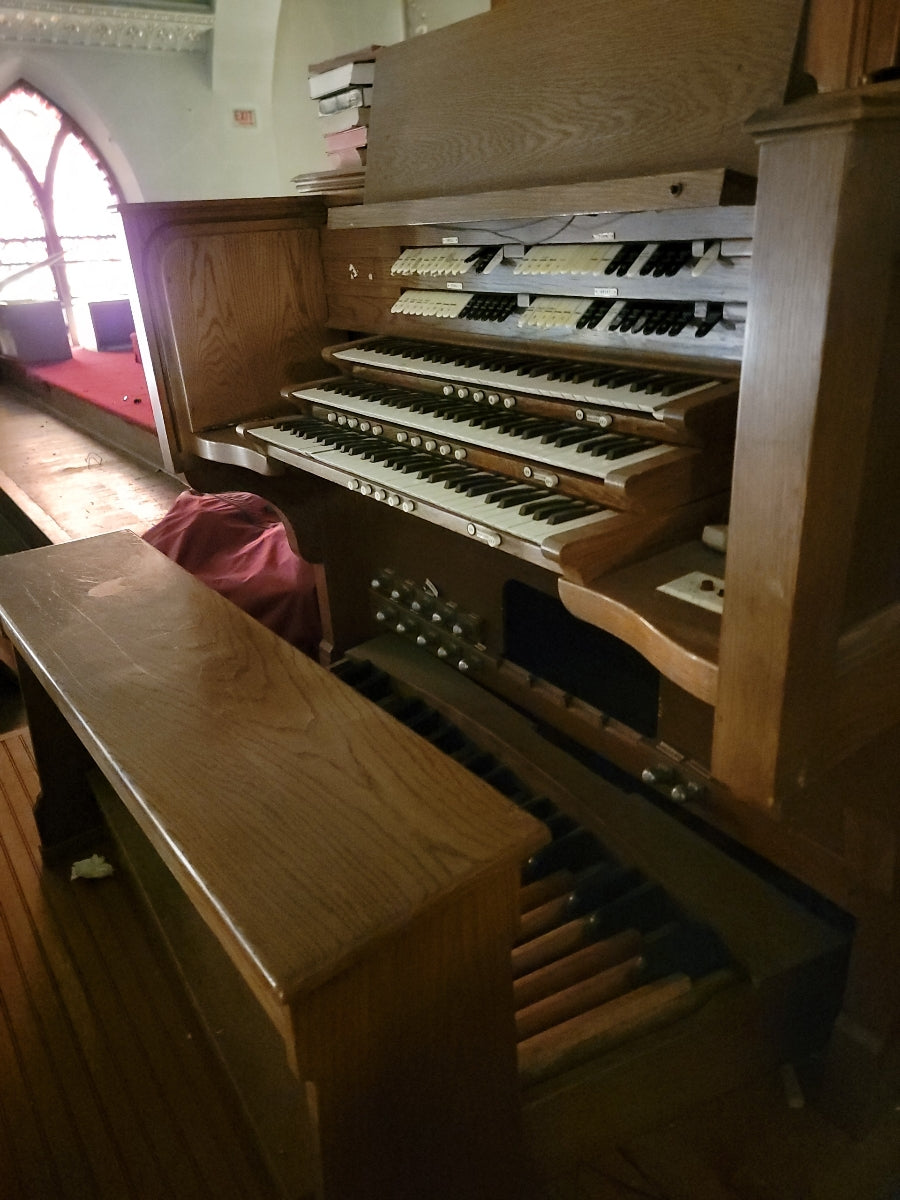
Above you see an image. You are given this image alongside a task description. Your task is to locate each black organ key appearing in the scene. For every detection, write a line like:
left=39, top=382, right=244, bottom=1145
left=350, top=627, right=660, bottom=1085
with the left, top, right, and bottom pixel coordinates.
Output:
left=603, top=441, right=651, bottom=460
left=576, top=300, right=614, bottom=329
left=630, top=310, right=651, bottom=333
left=586, top=881, right=680, bottom=939
left=524, top=359, right=566, bottom=378
left=564, top=863, right=645, bottom=916
left=514, top=421, right=562, bottom=440
left=544, top=503, right=601, bottom=525
left=548, top=427, right=603, bottom=448
left=522, top=828, right=607, bottom=885
left=497, top=487, right=553, bottom=508
left=467, top=412, right=511, bottom=429
left=636, top=374, right=672, bottom=394
left=366, top=446, right=408, bottom=463
left=484, top=485, right=538, bottom=505
left=544, top=813, right=580, bottom=841
left=447, top=472, right=495, bottom=491
left=463, top=478, right=516, bottom=497
left=396, top=454, right=438, bottom=473
left=604, top=243, right=642, bottom=275
left=521, top=797, right=560, bottom=822
left=660, top=375, right=705, bottom=397
left=517, top=495, right=584, bottom=518
left=587, top=437, right=640, bottom=457
left=573, top=434, right=628, bottom=454
left=418, top=464, right=469, bottom=482
left=640, top=242, right=692, bottom=277
left=695, top=303, right=724, bottom=337
left=613, top=306, right=641, bottom=332
left=640, top=922, right=733, bottom=982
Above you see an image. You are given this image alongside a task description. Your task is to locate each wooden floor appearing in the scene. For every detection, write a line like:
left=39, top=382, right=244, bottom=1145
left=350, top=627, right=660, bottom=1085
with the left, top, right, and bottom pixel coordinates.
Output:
left=0, top=727, right=278, bottom=1200
left=2, top=703, right=897, bottom=1200
left=0, top=382, right=182, bottom=546
left=0, top=387, right=898, bottom=1200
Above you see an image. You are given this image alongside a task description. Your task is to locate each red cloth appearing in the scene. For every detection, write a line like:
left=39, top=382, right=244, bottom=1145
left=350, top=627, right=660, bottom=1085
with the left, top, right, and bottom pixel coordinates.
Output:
left=143, top=490, right=321, bottom=657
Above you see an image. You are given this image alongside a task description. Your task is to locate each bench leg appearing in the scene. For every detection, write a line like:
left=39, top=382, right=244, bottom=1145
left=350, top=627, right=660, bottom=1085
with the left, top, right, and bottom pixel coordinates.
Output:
left=16, top=656, right=103, bottom=852
left=287, top=874, right=535, bottom=1200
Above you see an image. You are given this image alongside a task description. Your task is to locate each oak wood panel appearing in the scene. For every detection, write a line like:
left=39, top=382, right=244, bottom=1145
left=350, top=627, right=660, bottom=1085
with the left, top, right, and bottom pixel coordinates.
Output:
left=712, top=86, right=900, bottom=806
left=804, top=0, right=900, bottom=90
left=331, top=172, right=756, bottom=229
left=557, top=542, right=722, bottom=704
left=119, top=199, right=336, bottom=475
left=287, top=880, right=528, bottom=1199
left=831, top=602, right=900, bottom=761
left=549, top=494, right=727, bottom=587
left=96, top=775, right=329, bottom=1200
left=364, top=0, right=804, bottom=203
left=841, top=252, right=900, bottom=622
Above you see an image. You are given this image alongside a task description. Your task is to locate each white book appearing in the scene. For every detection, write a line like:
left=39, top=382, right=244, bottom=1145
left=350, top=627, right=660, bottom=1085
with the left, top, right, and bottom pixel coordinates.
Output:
left=308, top=60, right=375, bottom=100
left=318, top=106, right=371, bottom=134
left=317, top=86, right=374, bottom=115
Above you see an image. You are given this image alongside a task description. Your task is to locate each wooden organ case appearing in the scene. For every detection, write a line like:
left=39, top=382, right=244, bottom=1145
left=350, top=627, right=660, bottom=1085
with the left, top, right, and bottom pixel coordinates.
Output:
left=116, top=1, right=900, bottom=1193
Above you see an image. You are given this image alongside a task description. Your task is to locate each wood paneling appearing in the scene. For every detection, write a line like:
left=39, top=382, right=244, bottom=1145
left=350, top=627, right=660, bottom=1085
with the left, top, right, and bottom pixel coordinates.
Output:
left=331, top=171, right=756, bottom=229
left=118, top=199, right=336, bottom=475
left=804, top=0, right=900, bottom=90
left=558, top=542, right=723, bottom=705
left=365, top=0, right=804, bottom=203
left=712, top=86, right=900, bottom=807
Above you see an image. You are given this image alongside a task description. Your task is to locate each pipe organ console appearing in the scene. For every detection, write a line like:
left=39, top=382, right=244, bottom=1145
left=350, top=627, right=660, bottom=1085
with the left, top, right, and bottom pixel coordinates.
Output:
left=111, top=4, right=900, bottom=1194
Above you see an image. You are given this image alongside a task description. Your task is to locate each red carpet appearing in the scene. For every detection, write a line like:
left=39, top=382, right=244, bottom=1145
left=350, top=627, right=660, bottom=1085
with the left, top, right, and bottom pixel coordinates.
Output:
left=29, top=347, right=157, bottom=432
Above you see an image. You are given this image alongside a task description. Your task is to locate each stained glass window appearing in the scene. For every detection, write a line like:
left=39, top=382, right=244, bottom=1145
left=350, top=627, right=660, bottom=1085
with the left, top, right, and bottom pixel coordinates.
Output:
left=0, top=82, right=129, bottom=339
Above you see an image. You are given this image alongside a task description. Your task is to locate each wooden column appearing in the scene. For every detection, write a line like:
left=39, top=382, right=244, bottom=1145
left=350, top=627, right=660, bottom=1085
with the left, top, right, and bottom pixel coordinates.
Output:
left=712, top=85, right=900, bottom=807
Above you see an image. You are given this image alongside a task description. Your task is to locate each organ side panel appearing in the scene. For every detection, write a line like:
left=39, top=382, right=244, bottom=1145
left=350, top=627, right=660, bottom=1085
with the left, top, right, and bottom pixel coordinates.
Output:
left=118, top=197, right=335, bottom=475
left=714, top=88, right=900, bottom=805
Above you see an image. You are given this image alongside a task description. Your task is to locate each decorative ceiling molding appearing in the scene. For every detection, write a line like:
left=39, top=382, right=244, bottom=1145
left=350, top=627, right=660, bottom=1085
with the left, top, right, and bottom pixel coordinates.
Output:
left=0, top=2, right=214, bottom=52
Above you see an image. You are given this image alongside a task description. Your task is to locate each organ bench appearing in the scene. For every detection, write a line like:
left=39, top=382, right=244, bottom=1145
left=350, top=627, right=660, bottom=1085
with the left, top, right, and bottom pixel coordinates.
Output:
left=0, top=529, right=547, bottom=1200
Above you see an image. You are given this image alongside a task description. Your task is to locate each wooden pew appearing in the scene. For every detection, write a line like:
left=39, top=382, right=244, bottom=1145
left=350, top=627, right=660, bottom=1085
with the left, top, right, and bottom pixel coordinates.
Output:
left=0, top=530, right=547, bottom=1200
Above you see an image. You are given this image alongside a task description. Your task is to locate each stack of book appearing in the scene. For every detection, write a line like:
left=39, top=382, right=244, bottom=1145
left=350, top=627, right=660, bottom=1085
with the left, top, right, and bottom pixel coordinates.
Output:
left=308, top=46, right=379, bottom=172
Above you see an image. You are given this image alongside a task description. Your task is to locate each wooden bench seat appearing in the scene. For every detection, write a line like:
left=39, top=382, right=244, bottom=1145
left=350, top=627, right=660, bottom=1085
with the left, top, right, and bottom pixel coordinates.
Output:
left=0, top=529, right=547, bottom=1200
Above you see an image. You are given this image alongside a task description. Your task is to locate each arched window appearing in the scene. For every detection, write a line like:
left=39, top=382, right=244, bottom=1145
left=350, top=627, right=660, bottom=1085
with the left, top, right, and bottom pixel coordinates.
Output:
left=0, top=82, right=130, bottom=345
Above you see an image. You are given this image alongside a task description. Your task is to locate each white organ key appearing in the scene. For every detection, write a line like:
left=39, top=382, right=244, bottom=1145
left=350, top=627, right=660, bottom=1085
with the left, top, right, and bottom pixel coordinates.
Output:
left=575, top=243, right=617, bottom=274
left=390, top=248, right=418, bottom=276
left=292, top=385, right=672, bottom=480
left=391, top=290, right=473, bottom=318
left=244, top=422, right=615, bottom=563
left=518, top=296, right=592, bottom=330
left=332, top=340, right=718, bottom=414
left=691, top=241, right=721, bottom=277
